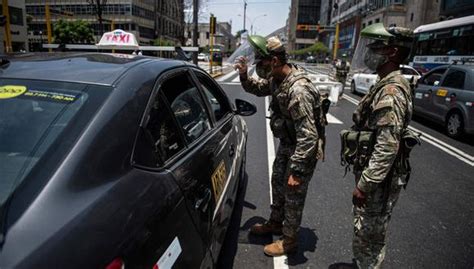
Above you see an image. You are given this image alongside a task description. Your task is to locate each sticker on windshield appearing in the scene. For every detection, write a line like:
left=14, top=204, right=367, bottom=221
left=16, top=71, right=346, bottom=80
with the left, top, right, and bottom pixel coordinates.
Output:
left=211, top=160, right=227, bottom=203
left=436, top=89, right=448, bottom=97
left=23, top=89, right=79, bottom=103
left=0, top=85, right=27, bottom=99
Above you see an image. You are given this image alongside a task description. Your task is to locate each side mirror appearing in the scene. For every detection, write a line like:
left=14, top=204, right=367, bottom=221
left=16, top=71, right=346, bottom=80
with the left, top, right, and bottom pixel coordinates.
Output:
left=235, top=99, right=257, bottom=116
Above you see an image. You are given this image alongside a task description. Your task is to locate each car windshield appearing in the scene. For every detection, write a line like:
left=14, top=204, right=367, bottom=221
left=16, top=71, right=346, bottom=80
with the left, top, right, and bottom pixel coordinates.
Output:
left=0, top=79, right=112, bottom=206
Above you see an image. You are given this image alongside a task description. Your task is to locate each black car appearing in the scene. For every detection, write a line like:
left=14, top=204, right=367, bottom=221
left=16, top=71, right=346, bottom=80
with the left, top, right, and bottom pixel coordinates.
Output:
left=0, top=53, right=256, bottom=268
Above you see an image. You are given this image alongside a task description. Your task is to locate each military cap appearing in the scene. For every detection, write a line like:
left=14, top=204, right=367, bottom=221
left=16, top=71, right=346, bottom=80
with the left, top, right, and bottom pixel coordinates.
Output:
left=250, top=35, right=286, bottom=63
left=361, top=23, right=414, bottom=48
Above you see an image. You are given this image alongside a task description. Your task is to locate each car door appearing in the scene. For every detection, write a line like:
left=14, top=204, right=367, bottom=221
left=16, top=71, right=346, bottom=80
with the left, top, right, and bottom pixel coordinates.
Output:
left=433, top=68, right=467, bottom=121
left=130, top=72, right=207, bottom=268
left=190, top=69, right=243, bottom=260
left=414, top=67, right=447, bottom=118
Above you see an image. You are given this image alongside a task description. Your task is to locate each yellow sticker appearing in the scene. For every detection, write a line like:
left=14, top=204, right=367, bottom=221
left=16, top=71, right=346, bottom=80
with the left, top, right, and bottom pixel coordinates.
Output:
left=0, top=85, right=27, bottom=99
left=436, top=89, right=448, bottom=97
left=211, top=160, right=226, bottom=203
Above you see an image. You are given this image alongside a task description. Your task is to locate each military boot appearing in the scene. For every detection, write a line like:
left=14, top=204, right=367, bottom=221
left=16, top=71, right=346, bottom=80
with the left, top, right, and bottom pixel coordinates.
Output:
left=249, top=221, right=283, bottom=236
left=263, top=237, right=297, bottom=257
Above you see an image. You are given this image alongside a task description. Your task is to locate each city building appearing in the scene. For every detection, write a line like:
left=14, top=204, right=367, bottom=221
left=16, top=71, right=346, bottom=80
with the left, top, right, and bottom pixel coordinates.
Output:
left=439, top=0, right=474, bottom=19
left=329, top=0, right=441, bottom=58
left=185, top=21, right=235, bottom=53
left=1, top=0, right=28, bottom=53
left=287, top=0, right=322, bottom=52
left=25, top=0, right=185, bottom=51
left=319, top=0, right=333, bottom=47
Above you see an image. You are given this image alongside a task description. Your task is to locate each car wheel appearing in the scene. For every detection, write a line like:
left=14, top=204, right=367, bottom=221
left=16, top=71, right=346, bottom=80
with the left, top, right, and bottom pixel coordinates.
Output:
left=446, top=111, right=464, bottom=138
left=351, top=81, right=356, bottom=94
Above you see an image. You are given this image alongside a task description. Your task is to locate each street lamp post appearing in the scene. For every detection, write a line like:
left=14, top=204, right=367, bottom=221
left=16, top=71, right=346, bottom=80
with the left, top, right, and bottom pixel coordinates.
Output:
left=250, top=14, right=267, bottom=35
left=238, top=13, right=266, bottom=34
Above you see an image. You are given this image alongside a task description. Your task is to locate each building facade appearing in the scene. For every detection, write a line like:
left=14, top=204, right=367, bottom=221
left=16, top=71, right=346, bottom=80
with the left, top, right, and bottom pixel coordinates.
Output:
left=288, top=0, right=322, bottom=51
left=25, top=0, right=184, bottom=51
left=185, top=21, right=235, bottom=53
left=1, top=0, right=28, bottom=53
left=329, top=0, right=441, bottom=58
left=439, top=0, right=474, bottom=19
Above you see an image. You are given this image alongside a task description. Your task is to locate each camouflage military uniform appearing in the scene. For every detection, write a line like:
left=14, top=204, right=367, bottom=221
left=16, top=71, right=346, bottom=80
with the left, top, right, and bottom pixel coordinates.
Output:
left=241, top=64, right=321, bottom=241
left=352, top=70, right=413, bottom=268
left=335, top=61, right=350, bottom=85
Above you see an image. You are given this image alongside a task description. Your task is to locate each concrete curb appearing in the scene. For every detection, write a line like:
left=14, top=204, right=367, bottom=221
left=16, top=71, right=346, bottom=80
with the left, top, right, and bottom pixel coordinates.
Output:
left=210, top=72, right=223, bottom=78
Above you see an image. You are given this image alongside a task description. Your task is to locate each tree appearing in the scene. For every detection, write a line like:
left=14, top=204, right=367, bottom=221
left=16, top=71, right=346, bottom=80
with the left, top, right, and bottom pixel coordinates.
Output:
left=184, top=0, right=208, bottom=45
left=289, top=42, right=329, bottom=55
left=87, top=0, right=107, bottom=35
left=53, top=20, right=95, bottom=44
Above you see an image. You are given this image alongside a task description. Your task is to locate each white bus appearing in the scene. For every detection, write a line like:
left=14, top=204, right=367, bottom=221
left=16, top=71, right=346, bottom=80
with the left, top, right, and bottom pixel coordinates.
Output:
left=410, top=15, right=474, bottom=74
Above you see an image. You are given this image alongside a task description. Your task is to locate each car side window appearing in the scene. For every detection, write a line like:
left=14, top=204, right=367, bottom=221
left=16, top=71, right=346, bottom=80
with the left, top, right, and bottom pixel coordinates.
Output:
left=134, top=94, right=185, bottom=167
left=161, top=73, right=212, bottom=143
left=402, top=68, right=417, bottom=75
left=196, top=73, right=231, bottom=122
left=441, top=70, right=466, bottom=89
left=421, top=68, right=446, bottom=86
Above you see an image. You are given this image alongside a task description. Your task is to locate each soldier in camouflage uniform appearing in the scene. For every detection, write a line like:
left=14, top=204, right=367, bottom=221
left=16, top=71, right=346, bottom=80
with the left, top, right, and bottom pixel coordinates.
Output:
left=349, top=23, right=415, bottom=268
left=234, top=36, right=324, bottom=257
left=335, top=53, right=351, bottom=86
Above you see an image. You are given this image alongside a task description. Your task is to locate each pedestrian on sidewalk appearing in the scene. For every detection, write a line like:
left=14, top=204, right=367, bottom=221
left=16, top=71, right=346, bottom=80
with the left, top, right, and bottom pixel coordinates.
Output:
left=234, top=36, right=328, bottom=257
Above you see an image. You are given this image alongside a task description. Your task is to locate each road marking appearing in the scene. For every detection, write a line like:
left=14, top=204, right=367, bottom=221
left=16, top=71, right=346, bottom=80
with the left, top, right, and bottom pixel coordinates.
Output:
left=327, top=113, right=343, bottom=124
left=217, top=69, right=238, bottom=82
left=265, top=96, right=290, bottom=269
left=342, top=94, right=474, bottom=167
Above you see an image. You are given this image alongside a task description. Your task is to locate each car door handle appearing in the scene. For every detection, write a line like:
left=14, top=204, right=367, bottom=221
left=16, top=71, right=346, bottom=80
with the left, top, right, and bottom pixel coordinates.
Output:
left=195, top=188, right=211, bottom=213
left=229, top=144, right=235, bottom=157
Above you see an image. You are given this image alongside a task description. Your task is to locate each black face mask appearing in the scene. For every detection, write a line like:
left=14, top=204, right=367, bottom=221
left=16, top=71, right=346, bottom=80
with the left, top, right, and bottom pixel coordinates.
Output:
left=256, top=61, right=273, bottom=79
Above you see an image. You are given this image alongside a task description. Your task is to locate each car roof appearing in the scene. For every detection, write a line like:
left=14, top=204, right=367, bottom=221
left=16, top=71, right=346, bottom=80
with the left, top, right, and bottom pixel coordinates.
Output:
left=0, top=52, right=186, bottom=86
left=433, top=64, right=474, bottom=72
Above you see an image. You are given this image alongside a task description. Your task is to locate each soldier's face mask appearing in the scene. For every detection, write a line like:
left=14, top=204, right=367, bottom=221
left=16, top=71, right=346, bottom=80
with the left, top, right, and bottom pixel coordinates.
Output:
left=351, top=37, right=389, bottom=73
left=364, top=48, right=389, bottom=71
left=256, top=59, right=273, bottom=79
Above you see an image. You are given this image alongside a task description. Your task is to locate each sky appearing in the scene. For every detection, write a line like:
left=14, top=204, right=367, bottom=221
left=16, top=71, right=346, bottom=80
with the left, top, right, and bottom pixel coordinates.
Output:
left=198, top=0, right=291, bottom=36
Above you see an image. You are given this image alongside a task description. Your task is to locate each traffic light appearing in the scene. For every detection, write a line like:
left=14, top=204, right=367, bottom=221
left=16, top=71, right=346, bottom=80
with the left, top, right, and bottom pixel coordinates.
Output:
left=0, top=15, right=7, bottom=27
left=210, top=16, right=216, bottom=35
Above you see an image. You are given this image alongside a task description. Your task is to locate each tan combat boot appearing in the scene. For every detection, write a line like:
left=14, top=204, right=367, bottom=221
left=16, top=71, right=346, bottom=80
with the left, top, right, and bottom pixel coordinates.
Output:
left=249, top=221, right=283, bottom=236
left=263, top=238, right=297, bottom=257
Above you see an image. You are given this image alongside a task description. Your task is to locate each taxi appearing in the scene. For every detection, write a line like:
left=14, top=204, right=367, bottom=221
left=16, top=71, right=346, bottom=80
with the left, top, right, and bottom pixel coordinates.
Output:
left=0, top=52, right=256, bottom=268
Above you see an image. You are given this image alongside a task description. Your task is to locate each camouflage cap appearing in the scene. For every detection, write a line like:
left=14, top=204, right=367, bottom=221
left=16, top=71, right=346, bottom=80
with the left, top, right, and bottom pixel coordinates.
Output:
left=266, top=36, right=285, bottom=54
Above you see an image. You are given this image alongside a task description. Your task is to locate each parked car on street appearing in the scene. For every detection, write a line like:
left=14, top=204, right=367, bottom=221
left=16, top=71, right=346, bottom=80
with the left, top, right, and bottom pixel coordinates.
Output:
left=0, top=52, right=256, bottom=268
left=351, top=65, right=421, bottom=95
left=413, top=62, right=474, bottom=138
left=197, top=53, right=209, bottom=61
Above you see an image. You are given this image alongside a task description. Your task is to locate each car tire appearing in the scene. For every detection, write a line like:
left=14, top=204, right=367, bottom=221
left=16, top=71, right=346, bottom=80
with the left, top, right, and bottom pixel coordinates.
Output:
left=446, top=111, right=464, bottom=139
left=351, top=80, right=356, bottom=94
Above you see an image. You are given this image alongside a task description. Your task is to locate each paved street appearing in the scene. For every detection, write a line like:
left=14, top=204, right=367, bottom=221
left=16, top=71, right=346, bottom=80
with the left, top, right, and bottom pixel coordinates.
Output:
left=215, top=65, right=474, bottom=269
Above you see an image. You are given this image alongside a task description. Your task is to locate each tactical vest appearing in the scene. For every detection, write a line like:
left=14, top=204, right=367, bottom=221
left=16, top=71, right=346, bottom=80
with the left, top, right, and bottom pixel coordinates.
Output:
left=340, top=72, right=420, bottom=185
left=269, top=71, right=330, bottom=160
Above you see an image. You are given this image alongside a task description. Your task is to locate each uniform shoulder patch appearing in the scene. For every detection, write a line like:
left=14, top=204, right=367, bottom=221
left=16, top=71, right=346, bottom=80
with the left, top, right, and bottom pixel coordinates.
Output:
left=383, top=85, right=399, bottom=96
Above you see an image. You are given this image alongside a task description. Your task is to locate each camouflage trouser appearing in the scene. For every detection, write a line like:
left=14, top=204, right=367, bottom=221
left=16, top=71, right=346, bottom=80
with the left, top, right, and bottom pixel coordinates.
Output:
left=269, top=143, right=316, bottom=240
left=353, top=176, right=403, bottom=269
left=336, top=75, right=347, bottom=85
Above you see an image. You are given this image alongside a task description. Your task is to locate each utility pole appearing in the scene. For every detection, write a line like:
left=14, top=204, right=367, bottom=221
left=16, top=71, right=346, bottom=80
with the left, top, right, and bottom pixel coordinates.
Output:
left=332, top=2, right=340, bottom=60
left=192, top=0, right=199, bottom=64
left=243, top=0, right=247, bottom=32
left=2, top=0, right=12, bottom=53
left=45, top=2, right=52, bottom=52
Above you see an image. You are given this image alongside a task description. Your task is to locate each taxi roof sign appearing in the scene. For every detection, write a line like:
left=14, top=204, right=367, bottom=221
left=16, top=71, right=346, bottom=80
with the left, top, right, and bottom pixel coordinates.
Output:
left=97, top=29, right=139, bottom=49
